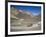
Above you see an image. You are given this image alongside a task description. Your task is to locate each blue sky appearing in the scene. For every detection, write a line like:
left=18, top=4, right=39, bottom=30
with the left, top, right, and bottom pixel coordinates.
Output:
left=11, top=5, right=41, bottom=16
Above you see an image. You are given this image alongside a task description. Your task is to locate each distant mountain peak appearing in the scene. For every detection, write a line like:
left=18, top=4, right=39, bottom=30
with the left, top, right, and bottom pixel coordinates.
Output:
left=19, top=10, right=23, bottom=13
left=18, top=9, right=33, bottom=16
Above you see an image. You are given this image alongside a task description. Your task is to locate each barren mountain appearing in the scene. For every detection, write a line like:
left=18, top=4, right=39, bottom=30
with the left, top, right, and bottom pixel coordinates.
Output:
left=10, top=9, right=41, bottom=31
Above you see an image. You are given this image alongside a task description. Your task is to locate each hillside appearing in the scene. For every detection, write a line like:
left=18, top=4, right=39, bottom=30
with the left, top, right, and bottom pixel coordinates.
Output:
left=10, top=9, right=41, bottom=32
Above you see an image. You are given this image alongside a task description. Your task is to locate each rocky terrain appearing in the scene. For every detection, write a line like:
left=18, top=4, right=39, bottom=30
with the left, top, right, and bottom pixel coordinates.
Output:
left=10, top=7, right=41, bottom=32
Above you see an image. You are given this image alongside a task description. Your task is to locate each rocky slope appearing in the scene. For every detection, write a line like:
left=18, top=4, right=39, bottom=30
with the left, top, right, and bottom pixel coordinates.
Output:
left=10, top=8, right=41, bottom=32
